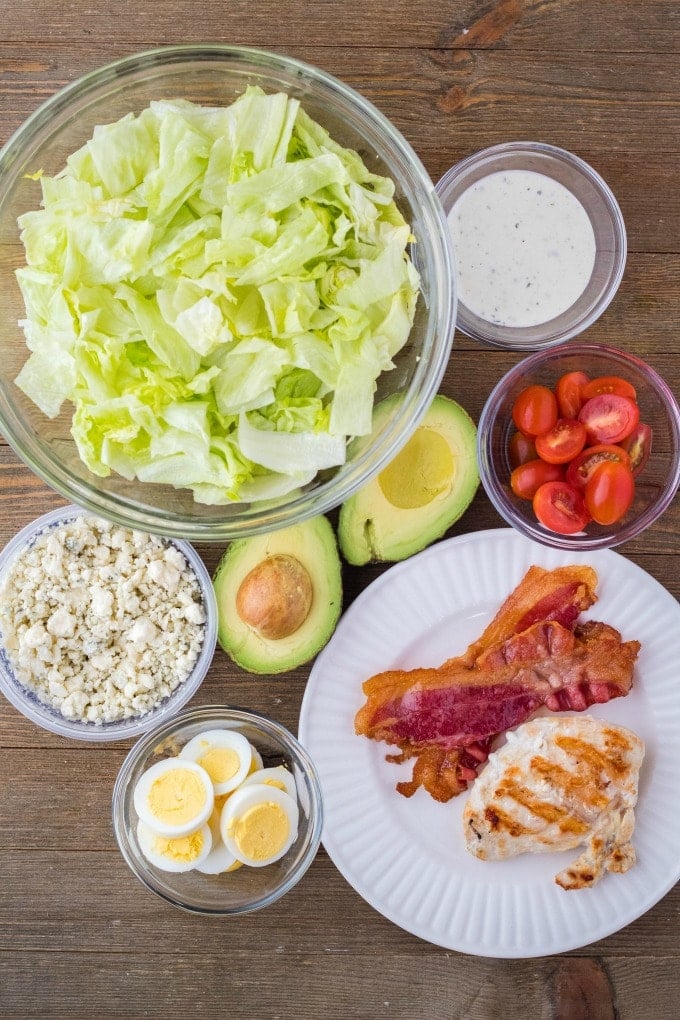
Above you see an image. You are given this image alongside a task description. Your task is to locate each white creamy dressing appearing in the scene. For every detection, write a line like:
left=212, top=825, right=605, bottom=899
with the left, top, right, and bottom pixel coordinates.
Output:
left=448, top=169, right=597, bottom=329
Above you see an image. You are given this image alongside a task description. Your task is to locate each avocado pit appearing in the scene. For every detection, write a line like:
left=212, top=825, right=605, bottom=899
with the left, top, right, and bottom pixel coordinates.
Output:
left=235, top=554, right=313, bottom=640
left=213, top=516, right=343, bottom=674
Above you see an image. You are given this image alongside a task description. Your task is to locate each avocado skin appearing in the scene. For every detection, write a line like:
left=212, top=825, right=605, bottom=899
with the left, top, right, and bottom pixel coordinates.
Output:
left=213, top=515, right=342, bottom=674
left=338, top=394, right=479, bottom=565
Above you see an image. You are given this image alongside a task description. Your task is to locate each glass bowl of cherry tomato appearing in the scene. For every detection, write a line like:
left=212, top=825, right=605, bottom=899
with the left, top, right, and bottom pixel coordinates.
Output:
left=477, top=343, right=680, bottom=549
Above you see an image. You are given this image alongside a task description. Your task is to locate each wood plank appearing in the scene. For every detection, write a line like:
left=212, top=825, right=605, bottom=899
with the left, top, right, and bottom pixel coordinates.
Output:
left=1, top=426, right=679, bottom=570
left=2, top=46, right=680, bottom=159
left=1, top=257, right=679, bottom=447
left=0, top=530, right=677, bottom=752
left=0, top=948, right=679, bottom=1019
left=4, top=1, right=680, bottom=52
left=0, top=850, right=678, bottom=959
left=3, top=51, right=680, bottom=252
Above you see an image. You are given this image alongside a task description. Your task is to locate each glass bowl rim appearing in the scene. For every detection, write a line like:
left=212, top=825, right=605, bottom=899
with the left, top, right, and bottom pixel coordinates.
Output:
left=0, top=43, right=457, bottom=541
left=436, top=140, right=627, bottom=350
left=111, top=703, right=324, bottom=914
left=0, top=503, right=218, bottom=740
left=477, top=342, right=680, bottom=550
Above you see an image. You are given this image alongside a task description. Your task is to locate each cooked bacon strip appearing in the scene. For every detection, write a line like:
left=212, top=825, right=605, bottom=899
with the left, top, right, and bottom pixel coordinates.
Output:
left=355, top=566, right=639, bottom=802
left=450, top=564, right=598, bottom=669
left=358, top=621, right=637, bottom=751
left=388, top=740, right=494, bottom=802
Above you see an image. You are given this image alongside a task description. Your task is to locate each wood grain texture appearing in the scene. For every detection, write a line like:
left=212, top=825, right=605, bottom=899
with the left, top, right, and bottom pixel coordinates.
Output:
left=2, top=950, right=680, bottom=1019
left=3, top=1, right=680, bottom=51
left=0, top=2, right=679, bottom=1017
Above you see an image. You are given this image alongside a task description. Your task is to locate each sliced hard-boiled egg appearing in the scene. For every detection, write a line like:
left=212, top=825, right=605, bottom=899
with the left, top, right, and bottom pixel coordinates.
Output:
left=180, top=729, right=253, bottom=795
left=248, top=744, right=263, bottom=774
left=220, top=783, right=299, bottom=867
left=137, top=819, right=212, bottom=873
left=133, top=757, right=214, bottom=837
left=241, top=765, right=296, bottom=800
left=195, top=807, right=243, bottom=876
left=214, top=792, right=230, bottom=813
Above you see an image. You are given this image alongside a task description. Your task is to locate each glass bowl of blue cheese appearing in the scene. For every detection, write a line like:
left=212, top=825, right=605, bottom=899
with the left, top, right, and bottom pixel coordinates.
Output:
left=436, top=141, right=627, bottom=350
left=0, top=505, right=217, bottom=741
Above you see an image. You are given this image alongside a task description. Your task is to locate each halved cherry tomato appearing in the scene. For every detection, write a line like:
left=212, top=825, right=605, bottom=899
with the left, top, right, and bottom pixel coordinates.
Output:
left=511, top=385, right=558, bottom=436
left=535, top=418, right=587, bottom=465
left=584, top=461, right=635, bottom=525
left=508, top=431, right=537, bottom=469
left=565, top=443, right=631, bottom=488
left=578, top=394, right=640, bottom=444
left=555, top=371, right=589, bottom=418
left=511, top=459, right=565, bottom=500
left=620, top=422, right=653, bottom=477
left=533, top=481, right=590, bottom=534
left=581, top=375, right=637, bottom=402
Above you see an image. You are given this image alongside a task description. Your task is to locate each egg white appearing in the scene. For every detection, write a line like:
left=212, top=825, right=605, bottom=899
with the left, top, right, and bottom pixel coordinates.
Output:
left=195, top=807, right=242, bottom=875
left=241, top=765, right=297, bottom=800
left=220, top=783, right=299, bottom=867
left=180, top=728, right=254, bottom=795
left=137, top=819, right=212, bottom=873
left=133, top=757, right=214, bottom=837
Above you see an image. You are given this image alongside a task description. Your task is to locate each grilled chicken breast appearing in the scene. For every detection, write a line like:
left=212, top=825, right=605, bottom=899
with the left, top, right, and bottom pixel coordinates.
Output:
left=463, top=715, right=644, bottom=889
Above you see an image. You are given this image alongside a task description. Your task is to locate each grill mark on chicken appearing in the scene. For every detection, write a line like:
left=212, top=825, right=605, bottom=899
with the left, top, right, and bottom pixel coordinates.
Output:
left=530, top=756, right=610, bottom=812
left=483, top=805, right=533, bottom=838
left=495, top=776, right=591, bottom=836
left=555, top=735, right=629, bottom=780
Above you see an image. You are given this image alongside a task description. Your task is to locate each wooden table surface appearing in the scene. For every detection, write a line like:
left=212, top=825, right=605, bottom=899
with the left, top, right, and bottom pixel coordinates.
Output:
left=1, top=3, right=679, bottom=1017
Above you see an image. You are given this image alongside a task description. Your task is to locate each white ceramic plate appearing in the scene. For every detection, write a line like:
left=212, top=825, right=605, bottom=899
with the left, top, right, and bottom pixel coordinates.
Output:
left=298, top=529, right=680, bottom=958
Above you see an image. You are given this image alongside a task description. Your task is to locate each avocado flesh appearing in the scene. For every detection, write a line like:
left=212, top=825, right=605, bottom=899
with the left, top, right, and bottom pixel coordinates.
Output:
left=213, top=515, right=342, bottom=674
left=338, top=394, right=479, bottom=564
left=378, top=428, right=453, bottom=508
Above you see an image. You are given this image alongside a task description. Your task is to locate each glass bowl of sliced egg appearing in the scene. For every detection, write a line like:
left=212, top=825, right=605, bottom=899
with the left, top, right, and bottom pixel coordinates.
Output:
left=112, top=704, right=323, bottom=913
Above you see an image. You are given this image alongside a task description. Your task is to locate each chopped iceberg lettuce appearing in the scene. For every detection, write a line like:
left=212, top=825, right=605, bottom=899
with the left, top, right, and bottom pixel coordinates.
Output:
left=15, top=87, right=420, bottom=503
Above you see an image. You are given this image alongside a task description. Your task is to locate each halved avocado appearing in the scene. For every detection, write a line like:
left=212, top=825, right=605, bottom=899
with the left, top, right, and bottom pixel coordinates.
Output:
left=338, top=394, right=479, bottom=564
left=213, top=515, right=342, bottom=674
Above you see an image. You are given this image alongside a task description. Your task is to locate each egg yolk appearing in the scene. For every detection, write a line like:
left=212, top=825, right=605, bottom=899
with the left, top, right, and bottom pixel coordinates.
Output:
left=262, top=778, right=287, bottom=792
left=198, top=747, right=242, bottom=786
left=153, top=829, right=205, bottom=863
left=229, top=802, right=290, bottom=862
left=148, top=768, right=207, bottom=826
left=378, top=427, right=453, bottom=509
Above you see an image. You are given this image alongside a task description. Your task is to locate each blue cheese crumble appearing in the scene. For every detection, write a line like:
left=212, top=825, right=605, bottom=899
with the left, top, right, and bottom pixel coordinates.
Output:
left=0, top=516, right=207, bottom=724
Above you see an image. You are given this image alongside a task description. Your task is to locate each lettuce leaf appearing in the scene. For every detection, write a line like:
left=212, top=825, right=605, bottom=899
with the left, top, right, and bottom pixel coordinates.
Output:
left=14, top=87, right=419, bottom=503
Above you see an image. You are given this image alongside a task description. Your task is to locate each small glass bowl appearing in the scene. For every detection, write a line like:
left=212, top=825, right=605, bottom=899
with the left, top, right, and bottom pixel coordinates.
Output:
left=477, top=343, right=680, bottom=550
left=0, top=505, right=217, bottom=740
left=112, top=705, right=323, bottom=914
left=436, top=142, right=626, bottom=349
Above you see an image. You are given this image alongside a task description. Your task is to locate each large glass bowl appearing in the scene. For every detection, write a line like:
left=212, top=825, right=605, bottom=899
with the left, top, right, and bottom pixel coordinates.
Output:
left=112, top=705, right=323, bottom=914
left=0, top=46, right=456, bottom=541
